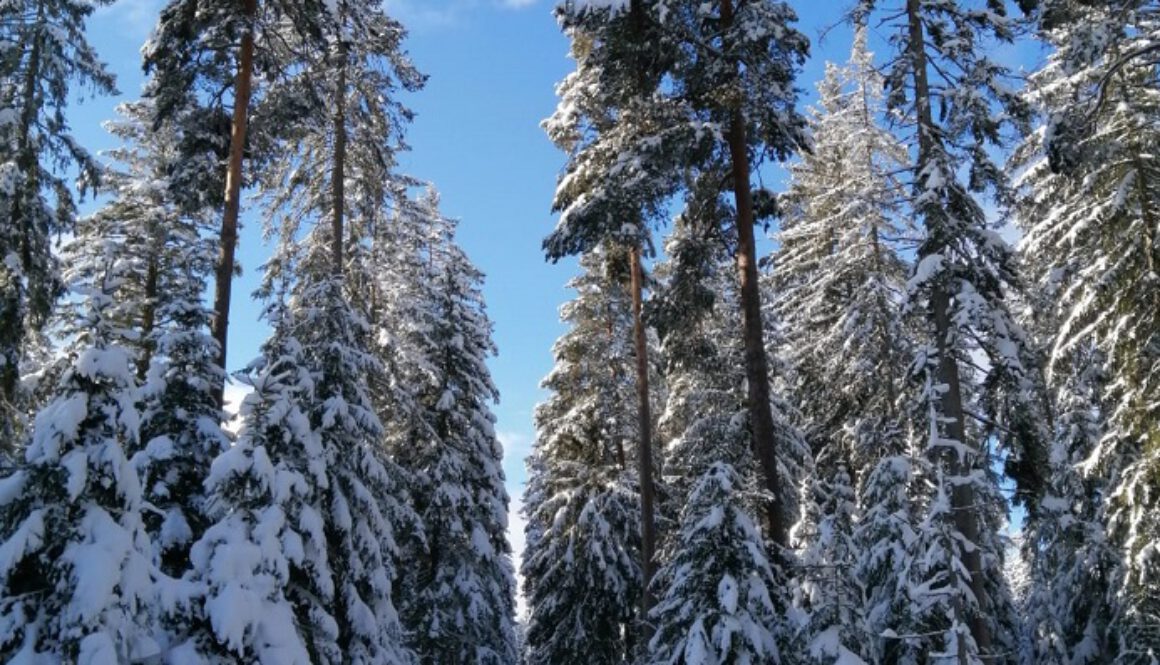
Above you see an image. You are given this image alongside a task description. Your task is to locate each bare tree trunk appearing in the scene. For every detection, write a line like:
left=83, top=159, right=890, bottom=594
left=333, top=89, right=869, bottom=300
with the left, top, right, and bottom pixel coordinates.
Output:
left=624, top=0, right=659, bottom=643
left=331, top=42, right=348, bottom=277
left=904, top=0, right=991, bottom=658
left=629, top=244, right=657, bottom=643
left=720, top=0, right=787, bottom=549
left=138, top=250, right=160, bottom=381
left=210, top=0, right=258, bottom=408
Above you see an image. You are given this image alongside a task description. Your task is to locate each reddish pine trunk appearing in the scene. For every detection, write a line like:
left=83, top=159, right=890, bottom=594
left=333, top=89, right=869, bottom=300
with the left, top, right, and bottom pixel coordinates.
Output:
left=630, top=244, right=657, bottom=640
left=720, top=0, right=788, bottom=548
left=331, top=43, right=348, bottom=277
left=210, top=0, right=258, bottom=408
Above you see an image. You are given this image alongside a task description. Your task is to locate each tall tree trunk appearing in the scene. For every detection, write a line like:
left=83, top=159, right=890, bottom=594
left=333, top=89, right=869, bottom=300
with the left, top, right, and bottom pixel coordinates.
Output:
left=904, top=0, right=991, bottom=658
left=137, top=249, right=160, bottom=381
left=210, top=0, right=258, bottom=408
left=626, top=0, right=659, bottom=642
left=604, top=300, right=628, bottom=470
left=331, top=42, right=348, bottom=277
left=720, top=0, right=787, bottom=548
left=1, top=5, right=47, bottom=442
left=629, top=244, right=657, bottom=642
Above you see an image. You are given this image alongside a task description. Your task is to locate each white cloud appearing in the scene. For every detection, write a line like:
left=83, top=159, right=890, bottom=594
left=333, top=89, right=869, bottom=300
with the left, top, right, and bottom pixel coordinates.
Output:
left=95, top=0, right=163, bottom=40
left=381, top=0, right=539, bottom=31
left=498, top=429, right=533, bottom=461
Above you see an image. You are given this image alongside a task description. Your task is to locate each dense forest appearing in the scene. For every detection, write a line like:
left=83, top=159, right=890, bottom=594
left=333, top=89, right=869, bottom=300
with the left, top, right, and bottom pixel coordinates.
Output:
left=0, top=0, right=1157, bottom=664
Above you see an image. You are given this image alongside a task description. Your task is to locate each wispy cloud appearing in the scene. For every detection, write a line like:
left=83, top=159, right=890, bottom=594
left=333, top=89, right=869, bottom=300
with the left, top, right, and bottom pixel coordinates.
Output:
left=498, top=430, right=533, bottom=460
left=95, top=0, right=163, bottom=41
left=382, top=0, right=540, bottom=31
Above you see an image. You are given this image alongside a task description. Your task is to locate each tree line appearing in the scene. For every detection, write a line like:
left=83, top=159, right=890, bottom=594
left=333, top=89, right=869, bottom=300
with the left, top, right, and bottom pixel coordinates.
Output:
left=0, top=0, right=516, bottom=662
left=523, top=1, right=1158, bottom=664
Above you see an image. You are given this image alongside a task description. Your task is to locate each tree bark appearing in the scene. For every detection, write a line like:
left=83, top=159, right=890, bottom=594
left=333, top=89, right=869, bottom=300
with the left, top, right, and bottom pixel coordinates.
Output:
left=719, top=0, right=787, bottom=548
left=210, top=0, right=258, bottom=408
left=138, top=248, right=160, bottom=381
left=904, top=0, right=991, bottom=658
left=629, top=244, right=657, bottom=642
left=625, top=0, right=659, bottom=642
left=331, top=41, right=348, bottom=277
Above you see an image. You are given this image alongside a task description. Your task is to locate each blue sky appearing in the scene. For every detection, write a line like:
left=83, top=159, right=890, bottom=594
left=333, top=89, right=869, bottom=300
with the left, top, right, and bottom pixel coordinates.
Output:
left=75, top=0, right=865, bottom=605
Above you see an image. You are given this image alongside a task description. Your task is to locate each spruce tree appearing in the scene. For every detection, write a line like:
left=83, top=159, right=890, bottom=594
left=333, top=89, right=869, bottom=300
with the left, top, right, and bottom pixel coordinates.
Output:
left=654, top=215, right=754, bottom=504
left=187, top=310, right=325, bottom=663
left=851, top=433, right=919, bottom=664
left=85, top=99, right=230, bottom=599
left=858, top=0, right=1045, bottom=658
left=398, top=198, right=517, bottom=665
left=1020, top=347, right=1117, bottom=663
left=296, top=274, right=417, bottom=664
left=243, top=6, right=422, bottom=652
left=771, top=30, right=913, bottom=662
left=189, top=2, right=425, bottom=656
left=773, top=27, right=912, bottom=478
left=522, top=247, right=644, bottom=665
left=652, top=189, right=811, bottom=658
left=792, top=462, right=865, bottom=664
left=0, top=236, right=157, bottom=662
left=647, top=462, right=783, bottom=665
left=0, top=0, right=116, bottom=442
left=1013, top=2, right=1160, bottom=654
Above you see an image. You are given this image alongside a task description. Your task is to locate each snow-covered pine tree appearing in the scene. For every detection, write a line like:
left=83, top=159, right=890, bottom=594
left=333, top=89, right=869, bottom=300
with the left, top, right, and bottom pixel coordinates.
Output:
left=857, top=0, right=1047, bottom=658
left=186, top=307, right=325, bottom=664
left=522, top=246, right=644, bottom=665
left=142, top=0, right=338, bottom=402
left=293, top=273, right=417, bottom=664
left=1020, top=345, right=1118, bottom=663
left=792, top=461, right=865, bottom=665
left=253, top=0, right=424, bottom=432
left=773, top=26, right=912, bottom=483
left=543, top=0, right=689, bottom=261
left=193, top=262, right=417, bottom=663
left=647, top=462, right=782, bottom=664
left=189, top=2, right=424, bottom=657
left=396, top=194, right=517, bottom=665
left=898, top=458, right=1014, bottom=663
left=83, top=101, right=184, bottom=376
left=253, top=10, right=422, bottom=657
left=0, top=232, right=158, bottom=662
left=0, top=0, right=116, bottom=443
left=770, top=32, right=913, bottom=661
left=654, top=214, right=753, bottom=505
left=81, top=100, right=229, bottom=599
left=364, top=187, right=442, bottom=455
left=851, top=431, right=919, bottom=664
left=653, top=176, right=811, bottom=660
left=653, top=0, right=810, bottom=547
left=1012, top=2, right=1160, bottom=654
left=544, top=1, right=689, bottom=627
